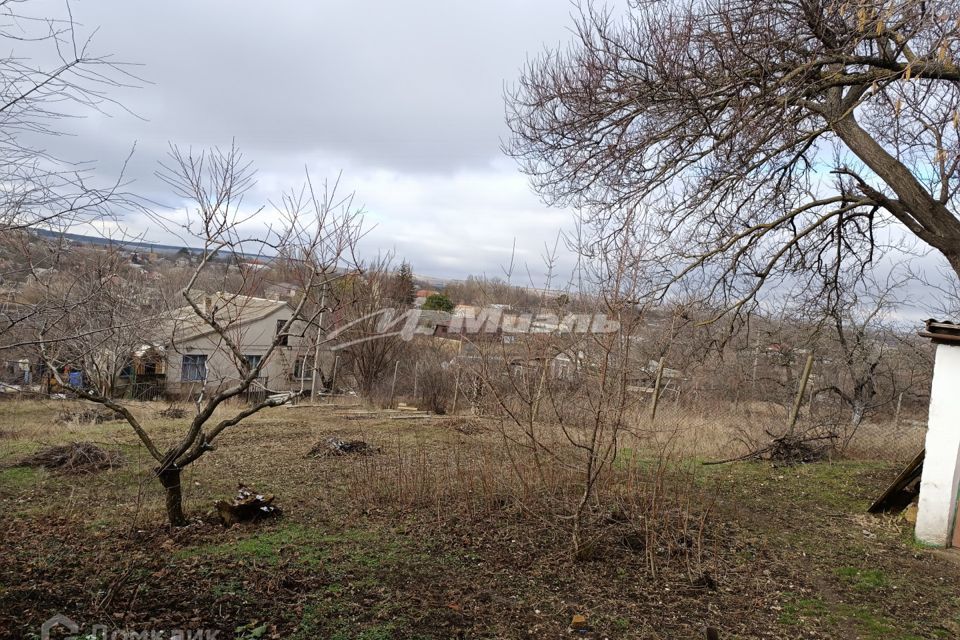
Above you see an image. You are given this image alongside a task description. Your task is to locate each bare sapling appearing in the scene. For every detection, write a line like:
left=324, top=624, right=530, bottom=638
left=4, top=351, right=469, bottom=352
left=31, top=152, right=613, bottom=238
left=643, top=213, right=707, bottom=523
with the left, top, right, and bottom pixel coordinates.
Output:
left=33, top=144, right=364, bottom=526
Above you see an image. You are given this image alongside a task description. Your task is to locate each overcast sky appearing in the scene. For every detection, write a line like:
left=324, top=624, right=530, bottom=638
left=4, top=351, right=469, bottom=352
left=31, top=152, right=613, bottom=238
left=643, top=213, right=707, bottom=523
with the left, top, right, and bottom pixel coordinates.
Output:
left=33, top=0, right=582, bottom=283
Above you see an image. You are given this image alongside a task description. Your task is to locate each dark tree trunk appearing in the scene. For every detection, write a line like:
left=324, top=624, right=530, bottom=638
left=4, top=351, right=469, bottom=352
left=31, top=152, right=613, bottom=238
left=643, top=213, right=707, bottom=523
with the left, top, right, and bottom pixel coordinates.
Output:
left=157, top=467, right=187, bottom=527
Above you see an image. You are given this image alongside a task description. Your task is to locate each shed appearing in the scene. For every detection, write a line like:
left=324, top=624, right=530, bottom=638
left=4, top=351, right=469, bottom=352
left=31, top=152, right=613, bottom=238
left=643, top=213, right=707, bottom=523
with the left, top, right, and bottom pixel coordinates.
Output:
left=913, top=320, right=960, bottom=547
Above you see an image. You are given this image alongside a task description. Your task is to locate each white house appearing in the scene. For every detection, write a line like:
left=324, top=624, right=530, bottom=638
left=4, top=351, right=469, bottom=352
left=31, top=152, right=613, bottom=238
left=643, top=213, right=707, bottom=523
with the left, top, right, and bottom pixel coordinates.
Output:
left=156, top=293, right=314, bottom=399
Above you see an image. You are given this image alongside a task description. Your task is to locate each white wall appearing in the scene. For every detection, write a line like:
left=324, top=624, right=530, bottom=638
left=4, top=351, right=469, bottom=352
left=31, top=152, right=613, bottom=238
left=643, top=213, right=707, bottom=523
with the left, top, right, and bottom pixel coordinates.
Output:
left=916, top=343, right=960, bottom=546
left=166, top=308, right=310, bottom=396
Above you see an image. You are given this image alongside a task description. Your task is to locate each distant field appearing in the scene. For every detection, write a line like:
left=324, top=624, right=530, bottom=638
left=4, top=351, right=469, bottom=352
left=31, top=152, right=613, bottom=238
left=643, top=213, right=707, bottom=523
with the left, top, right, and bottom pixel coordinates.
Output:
left=0, top=399, right=956, bottom=639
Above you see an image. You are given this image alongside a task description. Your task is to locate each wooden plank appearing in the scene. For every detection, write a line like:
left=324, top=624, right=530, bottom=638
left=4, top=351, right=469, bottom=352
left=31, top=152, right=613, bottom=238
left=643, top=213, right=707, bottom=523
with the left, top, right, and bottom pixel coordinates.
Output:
left=868, top=449, right=925, bottom=514
left=952, top=504, right=960, bottom=549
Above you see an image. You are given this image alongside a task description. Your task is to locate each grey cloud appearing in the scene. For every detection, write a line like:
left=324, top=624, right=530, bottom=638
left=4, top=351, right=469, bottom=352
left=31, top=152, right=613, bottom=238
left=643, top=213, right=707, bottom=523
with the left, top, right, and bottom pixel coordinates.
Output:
left=16, top=0, right=583, bottom=284
left=54, top=0, right=576, bottom=173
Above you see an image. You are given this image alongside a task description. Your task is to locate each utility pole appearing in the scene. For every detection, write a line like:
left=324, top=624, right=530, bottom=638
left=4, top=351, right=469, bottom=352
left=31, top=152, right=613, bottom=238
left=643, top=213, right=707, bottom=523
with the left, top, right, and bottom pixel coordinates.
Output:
left=310, top=283, right=328, bottom=400
left=330, top=355, right=340, bottom=394
left=787, top=352, right=815, bottom=436
left=389, top=360, right=400, bottom=408
left=650, top=356, right=665, bottom=422
left=451, top=368, right=461, bottom=414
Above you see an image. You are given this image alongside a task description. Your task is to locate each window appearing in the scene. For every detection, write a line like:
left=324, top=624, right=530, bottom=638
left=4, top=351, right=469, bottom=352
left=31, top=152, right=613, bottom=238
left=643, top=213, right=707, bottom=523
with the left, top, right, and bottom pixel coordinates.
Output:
left=275, top=319, right=289, bottom=347
left=244, top=354, right=263, bottom=371
left=181, top=354, right=207, bottom=382
left=293, top=355, right=314, bottom=380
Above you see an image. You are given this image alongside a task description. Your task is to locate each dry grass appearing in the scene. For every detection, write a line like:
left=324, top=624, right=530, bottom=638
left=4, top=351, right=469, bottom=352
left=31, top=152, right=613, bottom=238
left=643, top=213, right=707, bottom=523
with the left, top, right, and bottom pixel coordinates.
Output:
left=0, top=398, right=956, bottom=639
left=609, top=399, right=926, bottom=464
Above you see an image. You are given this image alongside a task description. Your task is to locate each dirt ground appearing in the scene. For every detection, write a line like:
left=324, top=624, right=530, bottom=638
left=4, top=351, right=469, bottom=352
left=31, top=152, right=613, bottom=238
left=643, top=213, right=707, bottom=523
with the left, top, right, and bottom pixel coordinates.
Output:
left=1, top=399, right=958, bottom=639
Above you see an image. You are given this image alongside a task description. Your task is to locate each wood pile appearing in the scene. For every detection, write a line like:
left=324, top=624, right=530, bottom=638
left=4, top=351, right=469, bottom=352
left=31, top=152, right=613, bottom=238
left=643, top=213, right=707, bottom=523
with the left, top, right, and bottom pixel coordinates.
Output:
left=215, top=484, right=282, bottom=526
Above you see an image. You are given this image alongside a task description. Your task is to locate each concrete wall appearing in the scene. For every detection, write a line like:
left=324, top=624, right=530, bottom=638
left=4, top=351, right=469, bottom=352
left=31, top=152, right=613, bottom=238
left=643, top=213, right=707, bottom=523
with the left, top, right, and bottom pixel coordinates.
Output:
left=165, top=308, right=311, bottom=397
left=916, top=343, right=960, bottom=546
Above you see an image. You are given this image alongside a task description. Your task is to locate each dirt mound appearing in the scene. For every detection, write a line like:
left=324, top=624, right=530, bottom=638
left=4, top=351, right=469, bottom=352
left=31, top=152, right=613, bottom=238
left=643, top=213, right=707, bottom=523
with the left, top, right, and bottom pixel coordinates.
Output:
left=56, top=407, right=123, bottom=425
left=20, top=441, right=123, bottom=473
left=307, top=436, right=379, bottom=458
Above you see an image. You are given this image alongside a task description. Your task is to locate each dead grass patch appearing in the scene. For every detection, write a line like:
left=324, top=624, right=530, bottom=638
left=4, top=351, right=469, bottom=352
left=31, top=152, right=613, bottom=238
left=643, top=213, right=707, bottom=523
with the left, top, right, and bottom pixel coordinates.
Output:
left=0, top=400, right=956, bottom=639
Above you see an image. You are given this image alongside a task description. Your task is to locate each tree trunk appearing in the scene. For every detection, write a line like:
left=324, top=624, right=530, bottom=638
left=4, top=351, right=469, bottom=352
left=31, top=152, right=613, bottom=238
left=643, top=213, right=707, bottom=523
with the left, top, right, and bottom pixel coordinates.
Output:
left=850, top=401, right=866, bottom=431
left=157, top=467, right=187, bottom=527
left=843, top=393, right=870, bottom=453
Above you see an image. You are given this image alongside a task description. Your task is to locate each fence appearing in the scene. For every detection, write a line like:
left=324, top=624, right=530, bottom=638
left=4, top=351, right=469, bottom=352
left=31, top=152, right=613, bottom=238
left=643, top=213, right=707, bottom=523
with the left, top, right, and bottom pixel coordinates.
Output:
left=243, top=377, right=270, bottom=405
left=125, top=380, right=165, bottom=401
left=370, top=346, right=929, bottom=465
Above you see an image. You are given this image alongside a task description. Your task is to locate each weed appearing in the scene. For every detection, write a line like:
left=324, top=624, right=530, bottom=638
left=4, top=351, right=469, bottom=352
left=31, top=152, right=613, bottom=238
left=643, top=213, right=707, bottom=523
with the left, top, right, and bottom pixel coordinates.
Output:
left=836, top=566, right=889, bottom=590
left=0, top=466, right=44, bottom=488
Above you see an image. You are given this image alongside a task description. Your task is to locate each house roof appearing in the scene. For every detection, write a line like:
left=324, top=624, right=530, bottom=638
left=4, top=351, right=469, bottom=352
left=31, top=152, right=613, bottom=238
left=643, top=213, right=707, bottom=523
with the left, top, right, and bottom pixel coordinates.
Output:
left=160, top=293, right=291, bottom=344
left=417, top=310, right=452, bottom=325
left=919, top=319, right=960, bottom=344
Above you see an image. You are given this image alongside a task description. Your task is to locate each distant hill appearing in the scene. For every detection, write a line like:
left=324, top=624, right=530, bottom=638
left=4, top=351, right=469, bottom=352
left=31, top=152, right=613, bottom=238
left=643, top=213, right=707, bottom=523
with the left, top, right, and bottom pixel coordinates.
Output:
left=412, top=272, right=452, bottom=288
left=31, top=229, right=271, bottom=261
left=30, top=229, right=476, bottom=286
left=32, top=228, right=206, bottom=256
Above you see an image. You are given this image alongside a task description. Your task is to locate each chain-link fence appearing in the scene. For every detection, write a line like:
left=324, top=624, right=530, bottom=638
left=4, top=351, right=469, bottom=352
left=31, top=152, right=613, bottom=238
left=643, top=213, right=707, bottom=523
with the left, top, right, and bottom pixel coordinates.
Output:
left=363, top=343, right=928, bottom=465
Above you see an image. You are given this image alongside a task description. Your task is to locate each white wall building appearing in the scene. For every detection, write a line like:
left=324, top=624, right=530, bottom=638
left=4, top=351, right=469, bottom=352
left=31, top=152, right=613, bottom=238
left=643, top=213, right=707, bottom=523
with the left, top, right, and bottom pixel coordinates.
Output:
left=916, top=320, right=960, bottom=547
left=158, top=293, right=313, bottom=399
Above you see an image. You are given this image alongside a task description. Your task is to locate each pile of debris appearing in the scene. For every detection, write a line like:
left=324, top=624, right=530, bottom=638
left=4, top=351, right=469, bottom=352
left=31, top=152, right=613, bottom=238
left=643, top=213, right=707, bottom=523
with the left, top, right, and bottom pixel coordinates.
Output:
left=705, top=431, right=836, bottom=467
left=56, top=407, right=123, bottom=425
left=19, top=441, right=124, bottom=473
left=215, top=484, right=282, bottom=526
left=158, top=405, right=187, bottom=419
left=443, top=417, right=486, bottom=435
left=307, top=436, right=379, bottom=458
left=766, top=433, right=834, bottom=465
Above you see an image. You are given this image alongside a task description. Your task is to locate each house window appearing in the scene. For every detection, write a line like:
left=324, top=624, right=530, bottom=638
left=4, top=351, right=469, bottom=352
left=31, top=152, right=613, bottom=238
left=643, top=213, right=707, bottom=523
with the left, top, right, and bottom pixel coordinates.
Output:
left=293, top=355, right=314, bottom=380
left=181, top=354, right=207, bottom=382
left=244, top=354, right=263, bottom=371
left=275, top=319, right=289, bottom=346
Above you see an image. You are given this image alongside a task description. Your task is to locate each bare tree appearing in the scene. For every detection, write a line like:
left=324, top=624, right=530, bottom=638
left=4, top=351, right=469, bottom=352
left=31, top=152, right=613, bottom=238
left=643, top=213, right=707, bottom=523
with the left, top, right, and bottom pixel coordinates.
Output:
left=471, top=221, right=648, bottom=558
left=27, top=249, right=163, bottom=395
left=329, top=256, right=411, bottom=400
left=0, top=0, right=140, bottom=344
left=0, top=0, right=138, bottom=231
left=507, top=0, right=960, bottom=319
left=804, top=269, right=931, bottom=450
left=32, top=145, right=364, bottom=526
